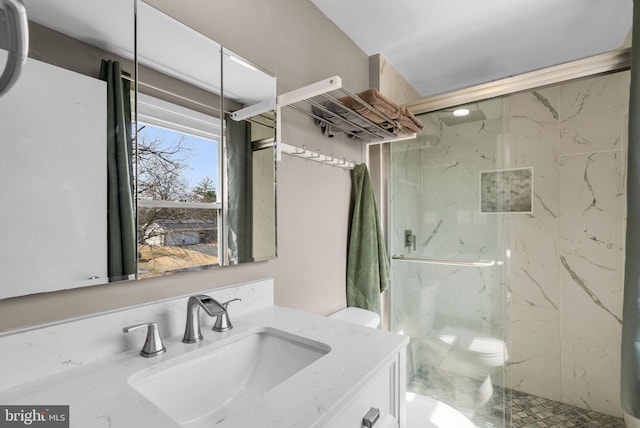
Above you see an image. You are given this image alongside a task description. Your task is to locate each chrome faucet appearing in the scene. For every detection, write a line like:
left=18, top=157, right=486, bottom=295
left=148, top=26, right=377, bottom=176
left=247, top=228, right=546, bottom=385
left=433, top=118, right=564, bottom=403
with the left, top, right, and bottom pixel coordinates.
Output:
left=182, top=295, right=241, bottom=343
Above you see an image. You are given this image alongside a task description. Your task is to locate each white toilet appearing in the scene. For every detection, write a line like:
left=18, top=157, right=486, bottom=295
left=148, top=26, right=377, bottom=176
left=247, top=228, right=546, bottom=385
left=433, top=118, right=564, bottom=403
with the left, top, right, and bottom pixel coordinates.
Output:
left=415, top=326, right=509, bottom=408
left=406, top=392, right=475, bottom=428
left=329, top=307, right=476, bottom=428
left=328, top=306, right=381, bottom=329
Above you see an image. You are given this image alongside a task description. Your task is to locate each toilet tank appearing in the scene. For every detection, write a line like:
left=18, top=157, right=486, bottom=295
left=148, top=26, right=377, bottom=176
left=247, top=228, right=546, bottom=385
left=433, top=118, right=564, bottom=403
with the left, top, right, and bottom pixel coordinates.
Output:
left=329, top=307, right=381, bottom=329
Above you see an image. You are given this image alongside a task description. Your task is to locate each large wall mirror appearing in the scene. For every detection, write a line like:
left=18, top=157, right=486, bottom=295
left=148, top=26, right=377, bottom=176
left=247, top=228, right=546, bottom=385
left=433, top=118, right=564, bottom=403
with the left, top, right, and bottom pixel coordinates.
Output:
left=0, top=0, right=276, bottom=300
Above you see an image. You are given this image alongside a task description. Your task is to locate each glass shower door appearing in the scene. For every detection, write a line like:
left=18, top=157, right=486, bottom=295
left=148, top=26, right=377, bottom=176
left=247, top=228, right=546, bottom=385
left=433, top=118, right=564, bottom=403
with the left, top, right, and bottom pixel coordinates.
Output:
left=389, top=97, right=512, bottom=427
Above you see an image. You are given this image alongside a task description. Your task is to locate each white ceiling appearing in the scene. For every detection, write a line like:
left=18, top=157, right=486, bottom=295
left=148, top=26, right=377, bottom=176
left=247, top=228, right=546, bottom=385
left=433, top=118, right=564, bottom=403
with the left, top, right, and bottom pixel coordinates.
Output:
left=311, top=0, right=633, bottom=97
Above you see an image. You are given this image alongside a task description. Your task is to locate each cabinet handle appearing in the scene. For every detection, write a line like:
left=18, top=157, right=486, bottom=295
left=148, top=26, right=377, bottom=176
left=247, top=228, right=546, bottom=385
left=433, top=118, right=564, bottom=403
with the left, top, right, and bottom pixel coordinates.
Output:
left=362, top=407, right=380, bottom=428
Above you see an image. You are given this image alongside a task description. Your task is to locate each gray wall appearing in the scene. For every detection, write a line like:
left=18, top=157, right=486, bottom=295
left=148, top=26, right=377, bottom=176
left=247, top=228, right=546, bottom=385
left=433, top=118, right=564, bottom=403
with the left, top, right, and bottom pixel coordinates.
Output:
left=0, top=0, right=368, bottom=332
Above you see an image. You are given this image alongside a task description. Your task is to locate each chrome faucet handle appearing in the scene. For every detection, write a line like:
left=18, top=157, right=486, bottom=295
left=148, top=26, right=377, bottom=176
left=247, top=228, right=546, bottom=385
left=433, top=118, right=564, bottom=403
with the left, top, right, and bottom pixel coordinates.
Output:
left=213, top=298, right=241, bottom=332
left=123, top=322, right=167, bottom=358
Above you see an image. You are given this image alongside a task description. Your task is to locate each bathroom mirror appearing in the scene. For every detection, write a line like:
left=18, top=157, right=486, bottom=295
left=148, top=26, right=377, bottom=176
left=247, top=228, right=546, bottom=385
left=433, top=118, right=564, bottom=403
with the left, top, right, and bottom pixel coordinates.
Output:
left=222, top=47, right=277, bottom=264
left=0, top=0, right=277, bottom=299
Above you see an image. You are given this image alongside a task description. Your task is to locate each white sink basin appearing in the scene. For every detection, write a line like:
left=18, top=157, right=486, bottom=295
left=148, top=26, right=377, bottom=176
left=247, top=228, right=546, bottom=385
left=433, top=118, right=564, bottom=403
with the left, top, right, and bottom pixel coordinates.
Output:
left=128, top=327, right=330, bottom=426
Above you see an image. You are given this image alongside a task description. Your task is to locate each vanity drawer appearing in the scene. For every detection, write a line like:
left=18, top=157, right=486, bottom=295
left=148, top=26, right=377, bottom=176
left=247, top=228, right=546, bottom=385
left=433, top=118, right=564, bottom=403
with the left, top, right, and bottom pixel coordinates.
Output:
left=323, top=356, right=401, bottom=428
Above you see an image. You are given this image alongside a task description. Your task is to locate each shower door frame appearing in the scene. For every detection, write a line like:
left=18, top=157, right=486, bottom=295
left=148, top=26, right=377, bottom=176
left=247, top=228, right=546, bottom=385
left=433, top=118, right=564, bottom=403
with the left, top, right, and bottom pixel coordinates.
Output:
left=367, top=47, right=631, bottom=331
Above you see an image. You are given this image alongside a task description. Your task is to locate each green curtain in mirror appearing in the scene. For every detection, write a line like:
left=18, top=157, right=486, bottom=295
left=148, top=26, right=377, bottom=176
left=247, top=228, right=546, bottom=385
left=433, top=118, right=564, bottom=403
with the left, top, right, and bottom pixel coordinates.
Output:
left=99, top=60, right=136, bottom=281
left=225, top=114, right=253, bottom=264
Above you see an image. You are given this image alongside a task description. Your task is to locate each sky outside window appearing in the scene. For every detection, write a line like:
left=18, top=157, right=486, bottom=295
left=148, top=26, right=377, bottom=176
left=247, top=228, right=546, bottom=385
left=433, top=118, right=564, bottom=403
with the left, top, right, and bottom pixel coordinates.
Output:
left=137, top=123, right=218, bottom=199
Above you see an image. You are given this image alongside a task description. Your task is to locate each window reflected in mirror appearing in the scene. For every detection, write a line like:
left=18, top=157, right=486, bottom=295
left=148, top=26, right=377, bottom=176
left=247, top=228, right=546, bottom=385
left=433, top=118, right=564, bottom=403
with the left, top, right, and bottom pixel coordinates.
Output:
left=135, top=116, right=221, bottom=278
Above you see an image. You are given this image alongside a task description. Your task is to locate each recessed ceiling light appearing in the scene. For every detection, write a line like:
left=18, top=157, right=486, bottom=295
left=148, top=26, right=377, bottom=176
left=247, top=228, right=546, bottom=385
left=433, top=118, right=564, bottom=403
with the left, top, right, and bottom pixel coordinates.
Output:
left=453, top=108, right=470, bottom=117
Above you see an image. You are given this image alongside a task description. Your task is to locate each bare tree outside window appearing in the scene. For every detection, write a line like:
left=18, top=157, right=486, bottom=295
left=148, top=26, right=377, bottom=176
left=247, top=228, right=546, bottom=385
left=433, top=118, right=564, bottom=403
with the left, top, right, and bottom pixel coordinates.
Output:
left=134, top=124, right=220, bottom=277
left=136, top=128, right=191, bottom=202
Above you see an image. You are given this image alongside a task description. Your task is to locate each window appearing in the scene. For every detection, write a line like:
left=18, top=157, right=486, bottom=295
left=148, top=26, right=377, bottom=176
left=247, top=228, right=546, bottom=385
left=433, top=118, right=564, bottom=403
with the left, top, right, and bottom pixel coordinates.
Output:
left=135, top=94, right=221, bottom=277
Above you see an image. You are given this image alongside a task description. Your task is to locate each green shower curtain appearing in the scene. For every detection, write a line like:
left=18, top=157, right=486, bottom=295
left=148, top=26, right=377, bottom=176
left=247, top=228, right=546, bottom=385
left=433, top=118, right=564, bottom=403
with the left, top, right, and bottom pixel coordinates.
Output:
left=346, top=163, right=390, bottom=314
left=622, top=1, right=640, bottom=419
left=99, top=60, right=136, bottom=281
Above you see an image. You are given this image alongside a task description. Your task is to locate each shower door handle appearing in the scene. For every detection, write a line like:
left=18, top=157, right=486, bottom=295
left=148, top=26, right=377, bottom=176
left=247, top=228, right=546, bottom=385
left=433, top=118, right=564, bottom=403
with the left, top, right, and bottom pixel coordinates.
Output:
left=0, top=0, right=28, bottom=97
left=392, top=255, right=498, bottom=267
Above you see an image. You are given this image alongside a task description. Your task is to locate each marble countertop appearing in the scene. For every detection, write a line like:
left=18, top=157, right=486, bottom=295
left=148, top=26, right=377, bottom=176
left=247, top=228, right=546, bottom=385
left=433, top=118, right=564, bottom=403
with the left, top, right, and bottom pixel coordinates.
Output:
left=0, top=305, right=408, bottom=427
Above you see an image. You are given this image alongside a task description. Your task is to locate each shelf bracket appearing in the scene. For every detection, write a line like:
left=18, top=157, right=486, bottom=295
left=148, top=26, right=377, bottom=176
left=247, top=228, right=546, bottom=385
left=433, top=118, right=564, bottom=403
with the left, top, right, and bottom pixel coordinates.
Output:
left=230, top=98, right=276, bottom=121
left=277, top=75, right=342, bottom=107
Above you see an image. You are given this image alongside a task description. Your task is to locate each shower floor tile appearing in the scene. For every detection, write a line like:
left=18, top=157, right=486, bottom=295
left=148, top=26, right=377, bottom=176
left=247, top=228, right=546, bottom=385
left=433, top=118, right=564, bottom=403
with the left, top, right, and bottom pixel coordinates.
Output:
left=409, top=368, right=624, bottom=427
left=505, top=389, right=624, bottom=428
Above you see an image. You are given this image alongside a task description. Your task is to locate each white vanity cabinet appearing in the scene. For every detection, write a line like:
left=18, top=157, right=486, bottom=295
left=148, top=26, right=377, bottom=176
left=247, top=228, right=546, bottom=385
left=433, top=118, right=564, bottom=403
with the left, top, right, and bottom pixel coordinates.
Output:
left=0, top=285, right=410, bottom=428
left=323, top=347, right=407, bottom=428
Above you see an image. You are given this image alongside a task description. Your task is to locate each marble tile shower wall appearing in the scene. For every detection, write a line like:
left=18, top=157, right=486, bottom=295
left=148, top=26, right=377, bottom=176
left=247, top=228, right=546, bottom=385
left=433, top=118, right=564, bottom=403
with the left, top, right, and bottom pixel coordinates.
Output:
left=507, top=71, right=628, bottom=417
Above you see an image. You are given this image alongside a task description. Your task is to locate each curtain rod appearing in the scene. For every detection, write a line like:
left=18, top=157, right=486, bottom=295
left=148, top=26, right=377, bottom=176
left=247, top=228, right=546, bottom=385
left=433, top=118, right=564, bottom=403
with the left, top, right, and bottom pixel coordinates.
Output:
left=120, top=73, right=222, bottom=117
